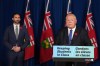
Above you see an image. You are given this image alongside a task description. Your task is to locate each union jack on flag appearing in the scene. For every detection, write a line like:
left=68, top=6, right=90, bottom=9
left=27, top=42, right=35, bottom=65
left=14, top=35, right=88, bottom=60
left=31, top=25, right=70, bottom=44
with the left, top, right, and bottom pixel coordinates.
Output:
left=43, top=11, right=52, bottom=30
left=86, top=0, right=98, bottom=60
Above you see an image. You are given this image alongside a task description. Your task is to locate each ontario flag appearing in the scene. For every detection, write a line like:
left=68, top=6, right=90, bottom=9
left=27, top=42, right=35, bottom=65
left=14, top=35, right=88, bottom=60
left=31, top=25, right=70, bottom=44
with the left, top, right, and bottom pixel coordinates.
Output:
left=85, top=0, right=98, bottom=60
left=67, top=0, right=72, bottom=14
left=40, top=0, right=54, bottom=64
left=24, top=0, right=34, bottom=60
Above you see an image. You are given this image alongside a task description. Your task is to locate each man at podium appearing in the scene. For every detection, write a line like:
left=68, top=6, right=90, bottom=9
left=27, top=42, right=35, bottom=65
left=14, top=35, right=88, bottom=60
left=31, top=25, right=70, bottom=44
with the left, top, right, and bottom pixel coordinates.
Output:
left=54, top=13, right=91, bottom=66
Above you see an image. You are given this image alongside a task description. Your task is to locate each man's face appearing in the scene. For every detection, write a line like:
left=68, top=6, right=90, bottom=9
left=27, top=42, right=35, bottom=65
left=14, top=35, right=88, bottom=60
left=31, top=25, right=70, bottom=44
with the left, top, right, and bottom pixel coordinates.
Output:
left=65, top=15, right=77, bottom=29
left=12, top=14, right=21, bottom=24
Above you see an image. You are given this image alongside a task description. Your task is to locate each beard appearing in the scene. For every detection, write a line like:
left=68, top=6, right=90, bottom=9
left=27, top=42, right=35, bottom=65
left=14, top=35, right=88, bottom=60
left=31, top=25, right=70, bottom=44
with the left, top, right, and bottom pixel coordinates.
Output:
left=14, top=20, right=20, bottom=24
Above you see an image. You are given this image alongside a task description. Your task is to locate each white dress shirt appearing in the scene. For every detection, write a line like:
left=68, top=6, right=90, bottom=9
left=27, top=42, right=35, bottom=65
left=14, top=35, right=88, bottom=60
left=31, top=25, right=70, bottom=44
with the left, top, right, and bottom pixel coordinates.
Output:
left=13, top=23, right=20, bottom=36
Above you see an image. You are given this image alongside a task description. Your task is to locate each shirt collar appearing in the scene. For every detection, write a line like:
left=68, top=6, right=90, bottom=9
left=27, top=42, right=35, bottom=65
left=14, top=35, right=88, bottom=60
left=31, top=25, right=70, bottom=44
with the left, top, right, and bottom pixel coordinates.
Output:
left=68, top=26, right=76, bottom=31
left=13, top=23, right=20, bottom=27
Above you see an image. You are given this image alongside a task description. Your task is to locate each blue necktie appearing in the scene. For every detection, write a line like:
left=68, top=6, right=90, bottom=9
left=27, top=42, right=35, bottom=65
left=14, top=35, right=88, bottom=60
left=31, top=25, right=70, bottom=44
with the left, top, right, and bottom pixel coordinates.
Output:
left=69, top=29, right=73, bottom=45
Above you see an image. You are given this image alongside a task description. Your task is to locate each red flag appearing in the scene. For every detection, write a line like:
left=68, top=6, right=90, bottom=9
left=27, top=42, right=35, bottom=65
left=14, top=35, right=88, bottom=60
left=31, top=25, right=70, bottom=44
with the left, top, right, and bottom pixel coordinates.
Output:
left=40, top=0, right=54, bottom=63
left=24, top=0, right=35, bottom=60
left=86, top=0, right=98, bottom=60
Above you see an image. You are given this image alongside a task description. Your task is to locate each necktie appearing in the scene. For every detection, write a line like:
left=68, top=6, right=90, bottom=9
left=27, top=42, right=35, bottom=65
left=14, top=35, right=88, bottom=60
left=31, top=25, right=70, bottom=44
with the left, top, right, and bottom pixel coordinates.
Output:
left=69, top=29, right=73, bottom=45
left=15, top=25, right=18, bottom=39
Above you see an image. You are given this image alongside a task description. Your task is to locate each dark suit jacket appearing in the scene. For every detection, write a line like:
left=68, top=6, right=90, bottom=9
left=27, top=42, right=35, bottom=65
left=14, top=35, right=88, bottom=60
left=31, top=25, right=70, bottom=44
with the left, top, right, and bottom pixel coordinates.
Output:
left=4, top=25, right=29, bottom=52
left=55, top=27, right=91, bottom=46
left=54, top=27, right=91, bottom=66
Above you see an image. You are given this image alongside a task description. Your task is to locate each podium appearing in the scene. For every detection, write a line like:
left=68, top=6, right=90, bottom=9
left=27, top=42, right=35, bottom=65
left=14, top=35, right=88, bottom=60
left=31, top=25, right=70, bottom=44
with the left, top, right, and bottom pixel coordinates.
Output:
left=53, top=45, right=94, bottom=62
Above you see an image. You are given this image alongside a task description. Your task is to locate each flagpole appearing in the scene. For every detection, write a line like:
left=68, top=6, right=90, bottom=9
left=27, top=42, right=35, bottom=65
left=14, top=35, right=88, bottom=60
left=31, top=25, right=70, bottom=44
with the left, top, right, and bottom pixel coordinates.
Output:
left=87, top=0, right=91, bottom=14
left=24, top=0, right=30, bottom=27
left=86, top=0, right=91, bottom=29
left=67, top=0, right=71, bottom=14
left=45, top=0, right=50, bottom=13
left=26, top=0, right=30, bottom=12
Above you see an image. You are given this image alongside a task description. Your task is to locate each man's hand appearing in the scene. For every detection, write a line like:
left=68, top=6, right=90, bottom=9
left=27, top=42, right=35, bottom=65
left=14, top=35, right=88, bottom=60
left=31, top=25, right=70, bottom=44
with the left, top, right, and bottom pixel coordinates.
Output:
left=14, top=46, right=21, bottom=52
left=11, top=45, right=21, bottom=52
left=11, top=46, right=15, bottom=50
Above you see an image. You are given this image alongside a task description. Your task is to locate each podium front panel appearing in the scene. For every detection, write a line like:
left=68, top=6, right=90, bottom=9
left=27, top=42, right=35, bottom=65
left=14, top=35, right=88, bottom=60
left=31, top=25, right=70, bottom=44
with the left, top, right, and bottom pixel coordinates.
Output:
left=53, top=45, right=94, bottom=62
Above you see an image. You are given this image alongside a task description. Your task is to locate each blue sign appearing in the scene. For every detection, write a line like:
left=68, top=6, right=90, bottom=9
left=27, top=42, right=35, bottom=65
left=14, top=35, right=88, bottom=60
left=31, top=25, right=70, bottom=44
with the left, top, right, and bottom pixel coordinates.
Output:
left=53, top=46, right=94, bottom=59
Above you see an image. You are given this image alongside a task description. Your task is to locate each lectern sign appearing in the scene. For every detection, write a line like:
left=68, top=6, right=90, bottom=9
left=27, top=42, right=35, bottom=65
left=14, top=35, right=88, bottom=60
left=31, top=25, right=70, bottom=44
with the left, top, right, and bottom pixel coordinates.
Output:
left=53, top=46, right=94, bottom=62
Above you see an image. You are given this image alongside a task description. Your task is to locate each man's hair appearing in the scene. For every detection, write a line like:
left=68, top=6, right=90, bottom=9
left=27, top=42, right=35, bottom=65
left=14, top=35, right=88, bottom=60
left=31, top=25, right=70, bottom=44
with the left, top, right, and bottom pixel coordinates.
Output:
left=66, top=13, right=77, bottom=20
left=12, top=12, right=21, bottom=18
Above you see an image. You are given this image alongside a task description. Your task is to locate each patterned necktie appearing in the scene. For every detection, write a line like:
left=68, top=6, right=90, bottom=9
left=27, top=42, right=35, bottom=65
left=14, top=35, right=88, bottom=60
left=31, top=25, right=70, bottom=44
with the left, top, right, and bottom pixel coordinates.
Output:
left=69, top=29, right=73, bottom=45
left=15, top=25, right=18, bottom=39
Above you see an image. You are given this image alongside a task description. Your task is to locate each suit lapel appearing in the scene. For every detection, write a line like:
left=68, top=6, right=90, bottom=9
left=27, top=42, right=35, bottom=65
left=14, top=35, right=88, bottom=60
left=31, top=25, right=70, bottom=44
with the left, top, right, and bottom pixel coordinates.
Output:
left=11, top=25, right=16, bottom=40
left=64, top=27, right=69, bottom=45
left=71, top=28, right=79, bottom=45
left=17, top=26, right=22, bottom=40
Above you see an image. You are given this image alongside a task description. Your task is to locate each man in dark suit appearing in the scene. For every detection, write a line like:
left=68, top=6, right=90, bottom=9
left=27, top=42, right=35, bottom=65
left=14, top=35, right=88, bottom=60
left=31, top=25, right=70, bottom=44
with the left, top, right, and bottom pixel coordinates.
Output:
left=4, top=13, right=29, bottom=66
left=55, top=13, right=91, bottom=66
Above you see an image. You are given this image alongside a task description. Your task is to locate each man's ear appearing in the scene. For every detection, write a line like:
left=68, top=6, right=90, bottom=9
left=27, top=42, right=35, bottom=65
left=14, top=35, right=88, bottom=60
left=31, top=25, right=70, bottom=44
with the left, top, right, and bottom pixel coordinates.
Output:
left=75, top=19, right=77, bottom=24
left=12, top=18, right=13, bottom=20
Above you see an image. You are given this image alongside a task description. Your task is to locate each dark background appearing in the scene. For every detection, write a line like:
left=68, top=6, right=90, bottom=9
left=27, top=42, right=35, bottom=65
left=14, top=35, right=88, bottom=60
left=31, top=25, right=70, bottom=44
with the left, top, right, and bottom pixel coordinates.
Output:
left=0, top=0, right=100, bottom=66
